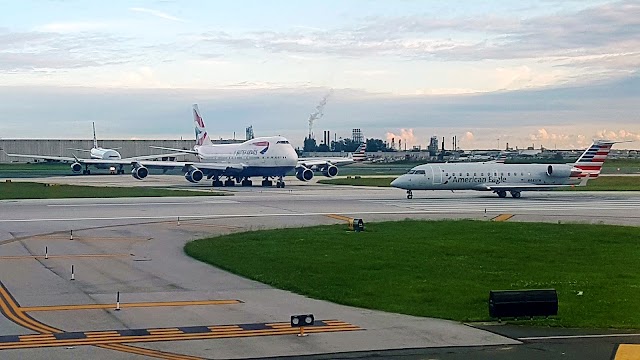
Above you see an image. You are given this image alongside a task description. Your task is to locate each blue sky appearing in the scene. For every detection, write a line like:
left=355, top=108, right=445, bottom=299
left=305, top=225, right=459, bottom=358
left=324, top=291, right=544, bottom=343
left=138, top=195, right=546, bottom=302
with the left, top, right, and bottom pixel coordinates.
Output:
left=0, top=0, right=638, bottom=149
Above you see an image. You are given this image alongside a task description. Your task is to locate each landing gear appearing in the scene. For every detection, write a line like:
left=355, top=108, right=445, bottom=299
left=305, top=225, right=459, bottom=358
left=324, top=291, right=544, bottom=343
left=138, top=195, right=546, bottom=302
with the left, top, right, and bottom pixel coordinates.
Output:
left=406, top=190, right=413, bottom=199
left=117, top=165, right=125, bottom=175
left=510, top=191, right=521, bottom=198
left=241, top=178, right=253, bottom=187
left=497, top=191, right=507, bottom=198
left=261, top=178, right=273, bottom=187
left=82, top=166, right=91, bottom=175
left=224, top=178, right=235, bottom=187
left=275, top=176, right=285, bottom=188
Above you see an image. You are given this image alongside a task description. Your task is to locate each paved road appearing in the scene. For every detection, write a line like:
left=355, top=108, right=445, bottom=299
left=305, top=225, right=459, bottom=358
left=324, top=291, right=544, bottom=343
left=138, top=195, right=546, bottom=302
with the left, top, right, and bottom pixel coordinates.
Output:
left=1, top=178, right=639, bottom=359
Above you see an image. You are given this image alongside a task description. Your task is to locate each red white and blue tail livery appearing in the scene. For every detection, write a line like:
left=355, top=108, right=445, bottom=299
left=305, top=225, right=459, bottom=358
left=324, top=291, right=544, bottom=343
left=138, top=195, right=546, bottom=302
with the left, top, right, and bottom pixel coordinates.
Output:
left=572, top=140, right=615, bottom=178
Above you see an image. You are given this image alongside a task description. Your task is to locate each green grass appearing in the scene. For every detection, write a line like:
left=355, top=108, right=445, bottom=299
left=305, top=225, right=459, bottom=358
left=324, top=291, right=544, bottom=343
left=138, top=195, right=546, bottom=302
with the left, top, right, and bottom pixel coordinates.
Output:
left=0, top=181, right=222, bottom=199
left=185, top=220, right=640, bottom=328
left=319, top=175, right=640, bottom=191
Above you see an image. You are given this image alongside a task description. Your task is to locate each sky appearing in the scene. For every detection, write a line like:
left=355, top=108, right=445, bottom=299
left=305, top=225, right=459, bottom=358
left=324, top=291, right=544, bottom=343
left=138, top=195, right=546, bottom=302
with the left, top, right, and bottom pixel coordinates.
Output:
left=0, top=0, right=638, bottom=149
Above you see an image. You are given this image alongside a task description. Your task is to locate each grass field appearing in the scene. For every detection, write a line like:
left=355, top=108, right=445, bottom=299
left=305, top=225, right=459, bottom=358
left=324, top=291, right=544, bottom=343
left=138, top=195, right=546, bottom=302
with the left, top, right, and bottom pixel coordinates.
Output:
left=185, top=220, right=640, bottom=328
left=319, top=175, right=640, bottom=191
left=0, top=181, right=221, bottom=199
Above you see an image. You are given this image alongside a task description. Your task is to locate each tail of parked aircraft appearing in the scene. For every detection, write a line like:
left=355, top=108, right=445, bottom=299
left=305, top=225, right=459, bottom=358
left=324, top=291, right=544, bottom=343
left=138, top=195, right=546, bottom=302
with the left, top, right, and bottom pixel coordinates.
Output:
left=353, top=143, right=366, bottom=161
left=92, top=122, right=98, bottom=149
left=193, top=104, right=213, bottom=147
left=573, top=140, right=617, bottom=179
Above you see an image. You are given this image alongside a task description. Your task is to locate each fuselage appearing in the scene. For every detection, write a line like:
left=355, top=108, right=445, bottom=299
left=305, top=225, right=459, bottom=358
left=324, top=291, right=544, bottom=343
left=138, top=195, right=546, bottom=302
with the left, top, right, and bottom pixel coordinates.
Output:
left=195, top=136, right=298, bottom=177
left=391, top=163, right=580, bottom=191
left=90, top=147, right=122, bottom=160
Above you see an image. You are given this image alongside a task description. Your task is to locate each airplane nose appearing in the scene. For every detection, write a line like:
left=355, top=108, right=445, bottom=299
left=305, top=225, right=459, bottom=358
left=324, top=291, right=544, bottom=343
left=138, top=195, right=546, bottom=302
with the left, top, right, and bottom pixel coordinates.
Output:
left=390, top=177, right=403, bottom=188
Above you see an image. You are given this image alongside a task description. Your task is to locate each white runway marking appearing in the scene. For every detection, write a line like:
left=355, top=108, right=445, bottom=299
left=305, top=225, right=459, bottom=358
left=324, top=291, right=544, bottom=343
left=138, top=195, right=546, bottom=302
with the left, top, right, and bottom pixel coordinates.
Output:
left=47, top=200, right=238, bottom=207
left=520, top=333, right=640, bottom=341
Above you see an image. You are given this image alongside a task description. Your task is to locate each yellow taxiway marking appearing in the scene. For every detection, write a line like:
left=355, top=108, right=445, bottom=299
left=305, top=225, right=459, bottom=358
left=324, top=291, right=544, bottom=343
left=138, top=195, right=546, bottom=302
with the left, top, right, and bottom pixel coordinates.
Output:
left=0, top=254, right=129, bottom=260
left=492, top=214, right=514, bottom=222
left=615, top=344, right=640, bottom=360
left=326, top=214, right=353, bottom=222
left=21, top=299, right=242, bottom=312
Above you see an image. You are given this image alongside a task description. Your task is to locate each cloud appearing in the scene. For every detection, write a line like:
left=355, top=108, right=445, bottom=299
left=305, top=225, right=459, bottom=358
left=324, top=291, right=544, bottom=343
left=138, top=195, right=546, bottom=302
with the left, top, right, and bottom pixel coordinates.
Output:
left=129, top=7, right=184, bottom=22
left=595, top=129, right=640, bottom=141
left=196, top=1, right=639, bottom=82
left=385, top=128, right=417, bottom=148
left=0, top=29, right=138, bottom=72
left=35, top=22, right=110, bottom=33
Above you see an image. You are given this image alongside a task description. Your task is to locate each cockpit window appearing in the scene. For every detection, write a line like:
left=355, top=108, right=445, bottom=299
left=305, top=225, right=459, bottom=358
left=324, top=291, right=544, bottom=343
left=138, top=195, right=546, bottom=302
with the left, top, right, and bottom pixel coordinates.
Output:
left=407, top=170, right=416, bottom=174
left=276, top=140, right=289, bottom=144
left=414, top=170, right=426, bottom=174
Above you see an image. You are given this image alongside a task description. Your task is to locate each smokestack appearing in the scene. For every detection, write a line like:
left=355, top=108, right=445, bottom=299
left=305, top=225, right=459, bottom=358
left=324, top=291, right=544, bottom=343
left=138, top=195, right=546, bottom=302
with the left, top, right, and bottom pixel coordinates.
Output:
left=442, top=137, right=445, bottom=151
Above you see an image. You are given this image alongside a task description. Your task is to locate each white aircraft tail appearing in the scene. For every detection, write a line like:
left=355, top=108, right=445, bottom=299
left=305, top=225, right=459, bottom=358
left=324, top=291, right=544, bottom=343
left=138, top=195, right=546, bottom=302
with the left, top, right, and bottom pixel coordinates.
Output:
left=193, top=104, right=213, bottom=147
left=92, top=122, right=98, bottom=149
left=573, top=140, right=617, bottom=179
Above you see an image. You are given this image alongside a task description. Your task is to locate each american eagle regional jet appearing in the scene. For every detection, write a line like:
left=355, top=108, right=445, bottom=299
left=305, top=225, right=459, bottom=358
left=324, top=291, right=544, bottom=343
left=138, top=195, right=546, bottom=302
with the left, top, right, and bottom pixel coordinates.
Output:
left=391, top=140, right=620, bottom=199
left=2, top=123, right=181, bottom=175
left=133, top=104, right=358, bottom=187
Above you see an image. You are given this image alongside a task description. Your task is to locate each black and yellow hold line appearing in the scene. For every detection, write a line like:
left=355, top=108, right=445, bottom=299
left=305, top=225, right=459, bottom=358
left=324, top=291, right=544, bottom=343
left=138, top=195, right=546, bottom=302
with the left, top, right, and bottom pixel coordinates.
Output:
left=0, top=281, right=362, bottom=358
left=0, top=320, right=361, bottom=349
left=0, top=282, right=203, bottom=360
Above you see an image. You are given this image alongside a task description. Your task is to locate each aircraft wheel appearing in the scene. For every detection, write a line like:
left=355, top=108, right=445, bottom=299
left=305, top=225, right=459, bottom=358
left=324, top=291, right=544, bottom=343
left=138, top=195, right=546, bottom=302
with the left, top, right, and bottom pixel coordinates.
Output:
left=224, top=180, right=235, bottom=187
left=212, top=180, right=223, bottom=187
left=262, top=180, right=272, bottom=187
left=406, top=190, right=413, bottom=199
left=511, top=191, right=521, bottom=198
left=497, top=191, right=507, bottom=198
left=86, top=169, right=91, bottom=175
left=82, top=170, right=87, bottom=175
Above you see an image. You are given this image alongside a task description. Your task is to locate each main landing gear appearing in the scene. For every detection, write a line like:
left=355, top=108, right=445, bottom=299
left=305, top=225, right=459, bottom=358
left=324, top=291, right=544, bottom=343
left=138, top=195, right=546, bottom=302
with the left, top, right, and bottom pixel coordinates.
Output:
left=496, top=190, right=521, bottom=198
left=406, top=190, right=413, bottom=199
left=82, top=165, right=91, bottom=175
left=241, top=178, right=253, bottom=187
left=261, top=177, right=273, bottom=187
left=275, top=176, right=285, bottom=188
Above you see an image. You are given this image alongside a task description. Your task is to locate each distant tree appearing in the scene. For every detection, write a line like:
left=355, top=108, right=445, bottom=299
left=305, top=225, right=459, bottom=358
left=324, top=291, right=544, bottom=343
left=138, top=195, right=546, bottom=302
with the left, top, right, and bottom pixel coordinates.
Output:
left=317, top=144, right=330, bottom=152
left=303, top=137, right=317, bottom=152
left=553, top=152, right=564, bottom=160
left=366, top=138, right=391, bottom=152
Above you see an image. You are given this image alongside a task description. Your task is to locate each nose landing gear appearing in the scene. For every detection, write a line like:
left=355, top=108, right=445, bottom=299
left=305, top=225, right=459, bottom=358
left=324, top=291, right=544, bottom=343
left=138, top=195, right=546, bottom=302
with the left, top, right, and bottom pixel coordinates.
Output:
left=406, top=190, right=413, bottom=199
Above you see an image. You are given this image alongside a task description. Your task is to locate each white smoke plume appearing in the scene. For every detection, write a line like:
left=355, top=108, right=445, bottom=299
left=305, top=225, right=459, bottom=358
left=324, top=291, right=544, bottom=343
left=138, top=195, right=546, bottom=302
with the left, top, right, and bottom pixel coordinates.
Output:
left=385, top=128, right=417, bottom=149
left=308, top=89, right=333, bottom=137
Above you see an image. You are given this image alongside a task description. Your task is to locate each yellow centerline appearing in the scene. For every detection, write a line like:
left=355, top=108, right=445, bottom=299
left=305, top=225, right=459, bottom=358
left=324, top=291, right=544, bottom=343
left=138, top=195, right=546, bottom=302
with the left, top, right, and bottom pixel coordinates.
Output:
left=492, top=214, right=514, bottom=222
left=21, top=299, right=241, bottom=312
left=326, top=214, right=353, bottom=222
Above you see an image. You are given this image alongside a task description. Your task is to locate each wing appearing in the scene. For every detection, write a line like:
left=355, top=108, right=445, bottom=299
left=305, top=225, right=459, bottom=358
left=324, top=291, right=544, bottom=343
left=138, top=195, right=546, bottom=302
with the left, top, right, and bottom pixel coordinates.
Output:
left=135, top=160, right=245, bottom=175
left=124, top=152, right=190, bottom=161
left=482, top=180, right=587, bottom=192
left=2, top=151, right=76, bottom=163
left=148, top=145, right=198, bottom=155
left=297, top=157, right=354, bottom=169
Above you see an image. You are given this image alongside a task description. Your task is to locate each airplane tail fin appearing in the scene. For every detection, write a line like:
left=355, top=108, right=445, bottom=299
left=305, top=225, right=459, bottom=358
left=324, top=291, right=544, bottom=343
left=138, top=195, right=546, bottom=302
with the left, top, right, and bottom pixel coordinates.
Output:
left=92, top=122, right=98, bottom=149
left=572, top=140, right=617, bottom=179
left=193, top=104, right=213, bottom=147
left=352, top=142, right=366, bottom=161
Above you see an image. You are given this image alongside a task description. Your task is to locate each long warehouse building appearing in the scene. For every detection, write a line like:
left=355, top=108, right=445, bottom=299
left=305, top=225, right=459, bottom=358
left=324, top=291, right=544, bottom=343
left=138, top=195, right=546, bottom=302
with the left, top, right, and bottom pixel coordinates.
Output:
left=0, top=139, right=242, bottom=163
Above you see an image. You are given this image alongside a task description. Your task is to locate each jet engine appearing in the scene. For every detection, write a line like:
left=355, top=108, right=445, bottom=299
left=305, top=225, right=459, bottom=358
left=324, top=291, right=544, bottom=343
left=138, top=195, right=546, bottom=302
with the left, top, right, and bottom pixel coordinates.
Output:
left=185, top=168, right=204, bottom=183
left=70, top=162, right=82, bottom=173
left=546, top=165, right=572, bottom=178
left=322, top=165, right=338, bottom=178
left=131, top=164, right=149, bottom=180
left=296, top=166, right=314, bottom=182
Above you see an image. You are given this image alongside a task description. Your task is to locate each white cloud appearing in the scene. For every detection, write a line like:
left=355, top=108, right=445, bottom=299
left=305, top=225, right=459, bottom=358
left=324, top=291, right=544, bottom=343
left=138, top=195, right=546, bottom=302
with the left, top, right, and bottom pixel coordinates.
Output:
left=35, top=22, right=110, bottom=33
left=129, top=7, right=184, bottom=22
left=385, top=128, right=417, bottom=148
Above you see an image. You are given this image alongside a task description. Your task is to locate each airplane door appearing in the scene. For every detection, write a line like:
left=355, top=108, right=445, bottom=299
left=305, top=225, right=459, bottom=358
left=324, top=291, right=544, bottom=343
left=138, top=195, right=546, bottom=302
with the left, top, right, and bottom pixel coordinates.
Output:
left=432, top=166, right=442, bottom=184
